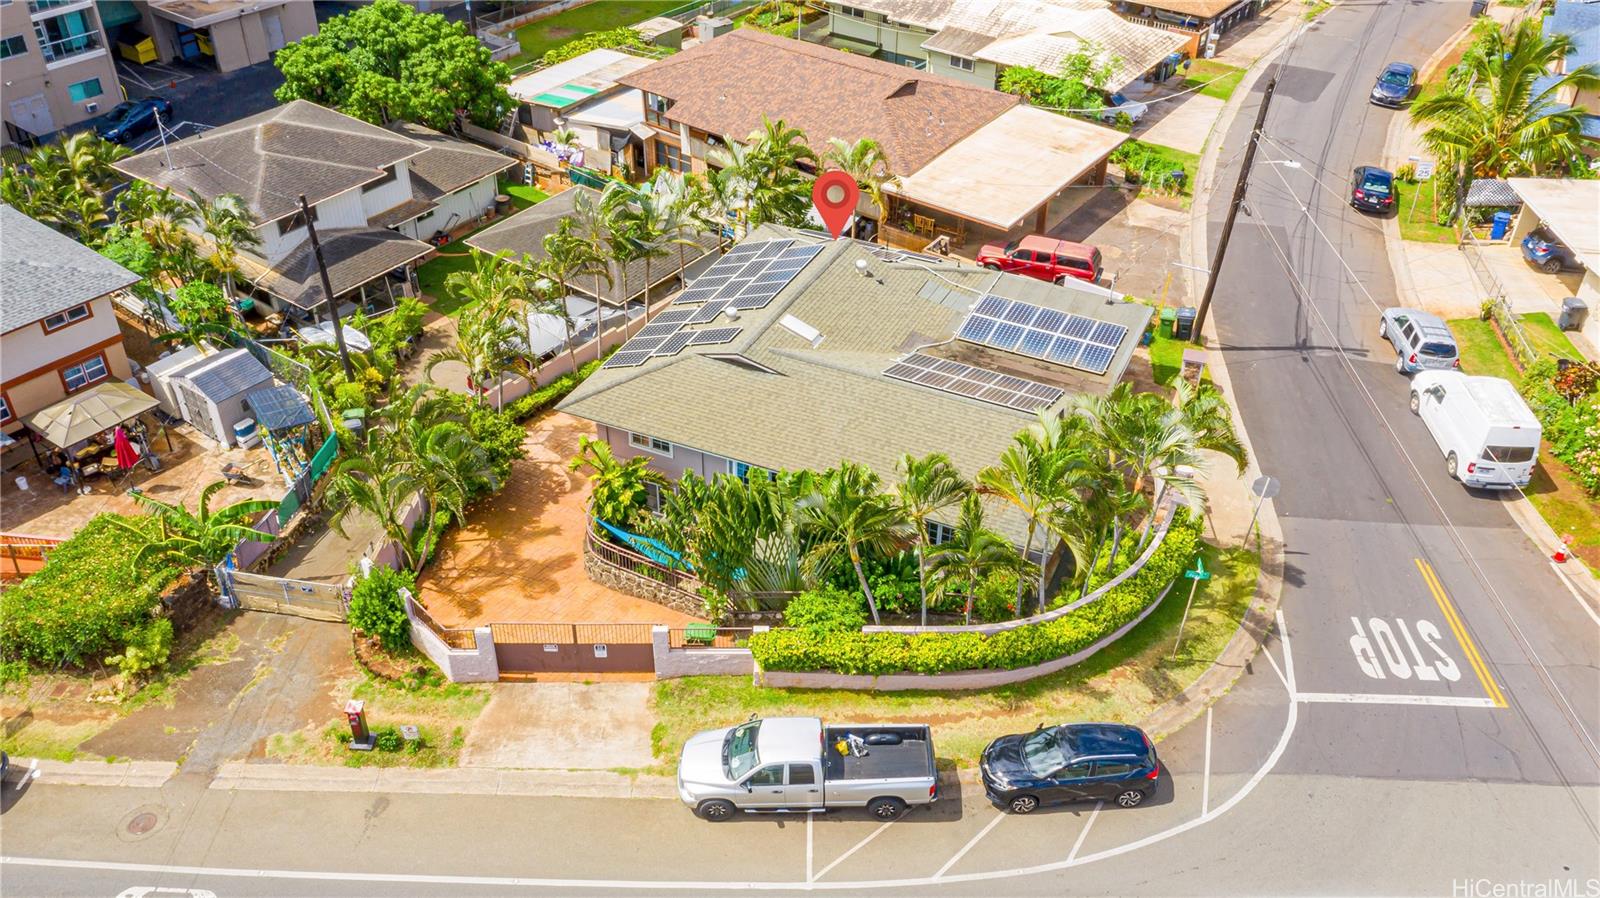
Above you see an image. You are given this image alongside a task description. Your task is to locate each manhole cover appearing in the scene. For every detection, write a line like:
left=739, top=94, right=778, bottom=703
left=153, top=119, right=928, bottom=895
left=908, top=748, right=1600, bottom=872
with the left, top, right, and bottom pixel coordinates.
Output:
left=126, top=812, right=158, bottom=835
left=117, top=804, right=169, bottom=842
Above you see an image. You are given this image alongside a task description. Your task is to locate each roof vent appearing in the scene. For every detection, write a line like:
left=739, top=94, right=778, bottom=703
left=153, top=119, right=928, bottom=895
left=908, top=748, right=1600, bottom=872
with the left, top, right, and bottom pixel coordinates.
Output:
left=779, top=313, right=824, bottom=348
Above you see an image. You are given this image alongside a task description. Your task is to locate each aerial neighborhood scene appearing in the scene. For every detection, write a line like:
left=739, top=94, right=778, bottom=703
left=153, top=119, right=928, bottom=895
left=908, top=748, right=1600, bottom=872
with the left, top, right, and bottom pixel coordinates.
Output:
left=1, top=0, right=1597, bottom=894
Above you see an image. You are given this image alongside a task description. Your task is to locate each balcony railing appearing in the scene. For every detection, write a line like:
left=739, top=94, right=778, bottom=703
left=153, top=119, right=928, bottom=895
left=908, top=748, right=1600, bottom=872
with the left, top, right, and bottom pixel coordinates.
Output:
left=38, top=31, right=101, bottom=64
left=28, top=0, right=85, bottom=14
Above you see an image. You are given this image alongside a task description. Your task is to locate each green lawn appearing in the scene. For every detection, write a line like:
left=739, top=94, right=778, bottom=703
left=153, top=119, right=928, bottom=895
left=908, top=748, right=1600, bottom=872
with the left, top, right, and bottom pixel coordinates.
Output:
left=1147, top=323, right=1194, bottom=386
left=501, top=180, right=548, bottom=211
left=1180, top=59, right=1245, bottom=102
left=1303, top=0, right=1333, bottom=21
left=510, top=1, right=685, bottom=63
left=1397, top=177, right=1458, bottom=244
left=417, top=187, right=548, bottom=317
left=653, top=543, right=1259, bottom=770
left=1132, top=142, right=1200, bottom=206
left=1447, top=313, right=1582, bottom=379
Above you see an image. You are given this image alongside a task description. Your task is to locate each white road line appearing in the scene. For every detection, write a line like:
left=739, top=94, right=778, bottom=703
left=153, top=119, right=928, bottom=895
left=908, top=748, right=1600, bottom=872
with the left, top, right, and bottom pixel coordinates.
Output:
left=1262, top=636, right=1291, bottom=693
left=810, top=821, right=893, bottom=883
left=15, top=762, right=35, bottom=791
left=1067, top=802, right=1102, bottom=862
left=1549, top=562, right=1600, bottom=628
left=805, top=813, right=813, bottom=884
left=1295, top=692, right=1500, bottom=708
left=1201, top=709, right=1212, bottom=817
left=1277, top=609, right=1298, bottom=697
left=933, top=812, right=1005, bottom=880
left=0, top=614, right=1305, bottom=892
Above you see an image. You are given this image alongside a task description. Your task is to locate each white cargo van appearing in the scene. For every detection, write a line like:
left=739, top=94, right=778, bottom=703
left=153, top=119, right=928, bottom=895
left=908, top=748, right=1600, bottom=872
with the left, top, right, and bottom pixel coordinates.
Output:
left=1409, top=371, right=1541, bottom=489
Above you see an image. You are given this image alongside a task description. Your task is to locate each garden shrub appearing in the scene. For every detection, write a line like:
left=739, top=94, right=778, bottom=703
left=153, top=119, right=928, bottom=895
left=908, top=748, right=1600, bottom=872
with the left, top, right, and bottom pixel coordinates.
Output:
left=782, top=585, right=868, bottom=633
left=972, top=569, right=1022, bottom=623
left=105, top=618, right=174, bottom=688
left=1520, top=359, right=1600, bottom=496
left=749, top=511, right=1202, bottom=675
left=0, top=515, right=179, bottom=667
left=349, top=565, right=416, bottom=650
left=504, top=356, right=606, bottom=423
left=372, top=725, right=404, bottom=752
left=542, top=27, right=647, bottom=66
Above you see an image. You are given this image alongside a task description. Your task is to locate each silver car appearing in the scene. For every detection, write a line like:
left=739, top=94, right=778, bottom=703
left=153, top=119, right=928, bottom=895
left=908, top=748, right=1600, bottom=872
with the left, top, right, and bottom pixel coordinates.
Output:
left=1380, top=308, right=1459, bottom=374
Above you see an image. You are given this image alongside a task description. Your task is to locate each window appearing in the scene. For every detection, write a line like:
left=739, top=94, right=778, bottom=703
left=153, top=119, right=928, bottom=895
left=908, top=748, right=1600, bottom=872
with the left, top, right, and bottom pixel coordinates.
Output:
left=728, top=460, right=773, bottom=482
left=629, top=432, right=672, bottom=456
left=61, top=354, right=108, bottom=391
left=1092, top=762, right=1136, bottom=777
left=1055, top=254, right=1088, bottom=270
left=839, top=4, right=866, bottom=16
left=0, top=394, right=12, bottom=424
left=654, top=141, right=688, bottom=174
left=644, top=92, right=673, bottom=127
left=276, top=205, right=318, bottom=237
left=644, top=481, right=663, bottom=513
left=0, top=35, right=26, bottom=58
left=363, top=165, right=397, bottom=192
left=948, top=54, right=975, bottom=72
left=1058, top=761, right=1094, bottom=779
left=788, top=763, right=815, bottom=785
left=748, top=765, right=785, bottom=786
left=926, top=520, right=955, bottom=545
left=42, top=302, right=91, bottom=331
left=68, top=77, right=102, bottom=103
left=1483, top=445, right=1536, bottom=464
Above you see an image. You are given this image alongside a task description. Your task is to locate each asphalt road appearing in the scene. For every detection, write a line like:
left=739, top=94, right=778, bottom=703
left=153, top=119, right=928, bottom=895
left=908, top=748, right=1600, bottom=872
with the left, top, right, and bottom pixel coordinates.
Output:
left=4, top=3, right=1598, bottom=896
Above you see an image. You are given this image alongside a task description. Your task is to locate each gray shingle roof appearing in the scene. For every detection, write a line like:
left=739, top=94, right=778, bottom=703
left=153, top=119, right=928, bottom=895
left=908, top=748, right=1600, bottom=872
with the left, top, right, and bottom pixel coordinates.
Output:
left=386, top=121, right=518, bottom=202
left=1, top=205, right=140, bottom=333
left=558, top=225, right=1152, bottom=544
left=112, top=100, right=426, bottom=225
left=259, top=228, right=433, bottom=310
left=465, top=187, right=719, bottom=305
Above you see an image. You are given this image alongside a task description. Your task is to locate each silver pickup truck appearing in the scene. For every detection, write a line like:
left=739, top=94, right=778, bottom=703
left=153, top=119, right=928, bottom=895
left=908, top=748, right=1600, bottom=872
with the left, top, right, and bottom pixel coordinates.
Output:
left=677, top=716, right=939, bottom=821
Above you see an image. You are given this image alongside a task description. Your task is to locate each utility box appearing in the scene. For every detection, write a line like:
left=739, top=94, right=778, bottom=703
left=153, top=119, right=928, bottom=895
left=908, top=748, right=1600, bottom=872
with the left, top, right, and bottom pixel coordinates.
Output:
left=1559, top=296, right=1588, bottom=332
left=1173, top=307, right=1197, bottom=341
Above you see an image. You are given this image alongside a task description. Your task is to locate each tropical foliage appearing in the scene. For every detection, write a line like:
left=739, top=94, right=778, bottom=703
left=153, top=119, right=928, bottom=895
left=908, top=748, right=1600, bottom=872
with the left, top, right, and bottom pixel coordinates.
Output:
left=708, top=116, right=818, bottom=237
left=349, top=565, right=418, bottom=650
left=999, top=44, right=1120, bottom=118
left=1519, top=359, right=1600, bottom=497
left=112, top=480, right=279, bottom=570
left=273, top=0, right=513, bottom=129
left=570, top=435, right=668, bottom=529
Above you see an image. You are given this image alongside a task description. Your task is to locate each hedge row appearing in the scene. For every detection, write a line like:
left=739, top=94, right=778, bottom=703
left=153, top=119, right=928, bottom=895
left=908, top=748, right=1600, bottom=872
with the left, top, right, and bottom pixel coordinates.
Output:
left=505, top=356, right=606, bottom=423
left=0, top=515, right=179, bottom=666
left=747, top=511, right=1202, bottom=675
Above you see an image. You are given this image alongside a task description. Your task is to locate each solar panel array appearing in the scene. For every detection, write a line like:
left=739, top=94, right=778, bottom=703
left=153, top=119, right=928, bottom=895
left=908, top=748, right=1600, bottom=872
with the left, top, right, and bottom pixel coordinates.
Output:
left=956, top=296, right=1129, bottom=376
left=884, top=353, right=1063, bottom=413
left=673, top=239, right=822, bottom=309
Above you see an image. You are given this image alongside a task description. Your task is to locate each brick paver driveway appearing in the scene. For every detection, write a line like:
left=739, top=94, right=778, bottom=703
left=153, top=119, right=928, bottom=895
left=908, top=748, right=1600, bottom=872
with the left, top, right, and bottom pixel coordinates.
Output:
left=416, top=412, right=701, bottom=627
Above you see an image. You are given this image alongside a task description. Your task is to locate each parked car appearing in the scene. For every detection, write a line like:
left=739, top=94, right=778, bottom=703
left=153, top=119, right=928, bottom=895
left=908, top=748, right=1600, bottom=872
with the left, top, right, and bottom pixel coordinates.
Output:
left=1099, top=93, right=1149, bottom=124
left=1521, top=227, right=1582, bottom=273
left=1370, top=62, right=1417, bottom=107
left=95, top=97, right=173, bottom=145
left=678, top=717, right=939, bottom=821
left=1410, top=371, right=1541, bottom=489
left=976, top=235, right=1102, bottom=285
left=1349, top=166, right=1396, bottom=213
left=1380, top=307, right=1459, bottom=374
left=980, top=723, right=1159, bottom=813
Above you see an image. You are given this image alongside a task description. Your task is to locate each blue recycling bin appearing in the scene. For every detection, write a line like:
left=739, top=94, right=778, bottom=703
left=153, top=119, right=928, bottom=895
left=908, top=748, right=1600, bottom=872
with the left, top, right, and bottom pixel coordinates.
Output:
left=1490, top=210, right=1513, bottom=240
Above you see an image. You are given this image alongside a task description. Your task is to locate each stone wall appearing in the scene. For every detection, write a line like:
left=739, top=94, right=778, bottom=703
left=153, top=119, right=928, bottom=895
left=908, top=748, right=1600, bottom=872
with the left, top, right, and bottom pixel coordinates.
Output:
left=651, top=626, right=760, bottom=679
left=583, top=553, right=704, bottom=618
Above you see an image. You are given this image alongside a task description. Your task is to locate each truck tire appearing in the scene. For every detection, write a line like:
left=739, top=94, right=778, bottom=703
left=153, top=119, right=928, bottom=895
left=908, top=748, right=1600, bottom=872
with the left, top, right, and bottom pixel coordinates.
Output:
left=1409, top=391, right=1420, bottom=415
left=697, top=799, right=736, bottom=821
left=866, top=797, right=907, bottom=820
left=1446, top=452, right=1460, bottom=480
left=1007, top=794, right=1040, bottom=814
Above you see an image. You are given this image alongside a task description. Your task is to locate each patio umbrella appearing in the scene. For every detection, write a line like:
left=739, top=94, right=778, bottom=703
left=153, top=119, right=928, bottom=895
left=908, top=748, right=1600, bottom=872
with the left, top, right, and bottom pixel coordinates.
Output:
left=24, top=381, right=159, bottom=449
left=114, top=426, right=140, bottom=470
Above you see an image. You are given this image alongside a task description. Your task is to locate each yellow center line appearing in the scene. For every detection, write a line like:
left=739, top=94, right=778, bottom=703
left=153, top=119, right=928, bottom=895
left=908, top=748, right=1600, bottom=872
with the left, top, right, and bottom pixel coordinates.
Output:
left=1415, top=558, right=1507, bottom=708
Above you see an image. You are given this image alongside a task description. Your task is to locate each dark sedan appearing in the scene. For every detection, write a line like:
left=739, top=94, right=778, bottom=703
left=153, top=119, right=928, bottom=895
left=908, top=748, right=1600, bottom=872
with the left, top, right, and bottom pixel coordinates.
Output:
left=1350, top=165, right=1396, bottom=213
left=95, top=97, right=173, bottom=145
left=1370, top=62, right=1416, bottom=107
left=980, top=723, right=1159, bottom=814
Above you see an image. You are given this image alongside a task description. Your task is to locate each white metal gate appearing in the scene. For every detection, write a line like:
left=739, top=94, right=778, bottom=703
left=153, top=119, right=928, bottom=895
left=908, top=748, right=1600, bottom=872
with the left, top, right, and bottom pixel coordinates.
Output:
left=217, top=567, right=349, bottom=622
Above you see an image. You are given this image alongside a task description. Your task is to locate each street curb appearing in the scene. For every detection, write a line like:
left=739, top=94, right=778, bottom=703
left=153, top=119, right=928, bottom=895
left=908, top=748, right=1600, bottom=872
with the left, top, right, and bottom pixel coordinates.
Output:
left=208, top=762, right=681, bottom=800
left=1139, top=13, right=1305, bottom=742
left=1, top=759, right=177, bottom=789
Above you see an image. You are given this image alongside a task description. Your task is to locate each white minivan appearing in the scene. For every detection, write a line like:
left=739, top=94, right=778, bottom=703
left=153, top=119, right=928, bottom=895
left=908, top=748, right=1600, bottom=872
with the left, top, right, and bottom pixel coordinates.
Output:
left=1410, top=371, right=1541, bottom=489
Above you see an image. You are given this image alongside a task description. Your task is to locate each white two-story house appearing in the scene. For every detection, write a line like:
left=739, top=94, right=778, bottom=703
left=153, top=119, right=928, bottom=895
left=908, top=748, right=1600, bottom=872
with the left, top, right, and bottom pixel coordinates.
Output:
left=113, top=100, right=515, bottom=323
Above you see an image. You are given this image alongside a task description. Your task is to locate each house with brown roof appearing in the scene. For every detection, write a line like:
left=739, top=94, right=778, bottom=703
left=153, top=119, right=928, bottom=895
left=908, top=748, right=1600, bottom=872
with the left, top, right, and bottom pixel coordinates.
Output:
left=113, top=100, right=515, bottom=324
left=619, top=29, right=1126, bottom=251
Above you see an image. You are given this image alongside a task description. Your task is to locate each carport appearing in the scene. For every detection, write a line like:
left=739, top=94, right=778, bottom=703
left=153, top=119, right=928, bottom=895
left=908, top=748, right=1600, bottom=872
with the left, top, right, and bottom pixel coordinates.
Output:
left=1506, top=177, right=1600, bottom=350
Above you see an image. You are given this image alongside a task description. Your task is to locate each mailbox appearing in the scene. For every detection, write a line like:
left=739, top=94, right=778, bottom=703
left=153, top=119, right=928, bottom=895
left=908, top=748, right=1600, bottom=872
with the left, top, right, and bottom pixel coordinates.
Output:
left=345, top=699, right=375, bottom=751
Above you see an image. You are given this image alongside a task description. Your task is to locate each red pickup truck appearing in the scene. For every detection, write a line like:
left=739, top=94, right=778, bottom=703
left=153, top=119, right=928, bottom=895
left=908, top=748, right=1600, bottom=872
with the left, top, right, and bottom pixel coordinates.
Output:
left=976, top=235, right=1102, bottom=285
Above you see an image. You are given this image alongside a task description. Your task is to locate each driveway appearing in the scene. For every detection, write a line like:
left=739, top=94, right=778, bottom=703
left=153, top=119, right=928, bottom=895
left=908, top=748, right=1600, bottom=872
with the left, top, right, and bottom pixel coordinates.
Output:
left=1049, top=189, right=1193, bottom=305
left=458, top=682, right=655, bottom=770
left=415, top=412, right=702, bottom=628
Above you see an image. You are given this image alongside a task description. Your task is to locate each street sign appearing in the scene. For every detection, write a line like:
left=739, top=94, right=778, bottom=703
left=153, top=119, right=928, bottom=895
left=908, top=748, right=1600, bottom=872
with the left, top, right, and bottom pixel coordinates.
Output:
left=1251, top=475, right=1280, bottom=499
left=1185, top=558, right=1212, bottom=580
left=1174, top=557, right=1211, bottom=656
left=1416, top=160, right=1436, bottom=181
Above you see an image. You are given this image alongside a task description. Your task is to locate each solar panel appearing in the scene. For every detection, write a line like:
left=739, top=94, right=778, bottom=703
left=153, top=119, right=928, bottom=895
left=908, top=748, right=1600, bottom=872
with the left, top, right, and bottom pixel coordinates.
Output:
left=667, top=238, right=819, bottom=311
left=956, top=295, right=1130, bottom=377
left=690, top=327, right=741, bottom=346
left=603, top=349, right=654, bottom=369
left=623, top=335, right=669, bottom=353
left=883, top=352, right=1063, bottom=413
left=688, top=299, right=732, bottom=324
left=634, top=320, right=683, bottom=340
left=653, top=309, right=696, bottom=325
left=651, top=331, right=696, bottom=357
left=673, top=287, right=720, bottom=305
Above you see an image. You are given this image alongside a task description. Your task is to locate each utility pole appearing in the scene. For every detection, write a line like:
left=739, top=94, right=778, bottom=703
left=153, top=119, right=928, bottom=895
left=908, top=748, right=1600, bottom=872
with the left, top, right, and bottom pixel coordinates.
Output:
left=298, top=194, right=355, bottom=381
left=1194, top=76, right=1277, bottom=337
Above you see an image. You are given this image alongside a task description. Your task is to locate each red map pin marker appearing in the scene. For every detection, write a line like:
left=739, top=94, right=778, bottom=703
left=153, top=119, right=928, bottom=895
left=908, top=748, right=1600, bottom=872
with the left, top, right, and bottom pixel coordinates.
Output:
left=812, top=170, right=859, bottom=239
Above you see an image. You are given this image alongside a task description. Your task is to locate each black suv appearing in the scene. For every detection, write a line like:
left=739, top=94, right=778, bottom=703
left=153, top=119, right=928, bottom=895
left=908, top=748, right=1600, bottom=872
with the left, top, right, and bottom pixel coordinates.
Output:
left=95, top=97, right=173, bottom=145
left=1350, top=165, right=1396, bottom=213
left=980, top=723, right=1160, bottom=813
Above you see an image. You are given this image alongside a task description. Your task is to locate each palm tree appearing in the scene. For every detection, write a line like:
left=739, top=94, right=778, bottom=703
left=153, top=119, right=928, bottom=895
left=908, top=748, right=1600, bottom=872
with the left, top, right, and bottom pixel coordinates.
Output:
left=824, top=137, right=900, bottom=240
left=568, top=187, right=619, bottom=314
left=541, top=219, right=612, bottom=367
left=328, top=456, right=425, bottom=569
left=427, top=298, right=521, bottom=409
left=409, top=421, right=497, bottom=562
left=113, top=480, right=278, bottom=570
left=190, top=191, right=261, bottom=303
left=1412, top=17, right=1600, bottom=182
left=928, top=495, right=1025, bottom=624
left=895, top=452, right=969, bottom=626
left=1174, top=378, right=1247, bottom=475
left=651, top=170, right=712, bottom=286
left=568, top=435, right=667, bottom=528
left=796, top=462, right=912, bottom=626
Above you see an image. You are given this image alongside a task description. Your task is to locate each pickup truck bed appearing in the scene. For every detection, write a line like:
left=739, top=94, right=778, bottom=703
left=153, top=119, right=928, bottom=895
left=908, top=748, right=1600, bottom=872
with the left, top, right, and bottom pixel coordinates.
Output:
left=823, top=726, right=935, bottom=781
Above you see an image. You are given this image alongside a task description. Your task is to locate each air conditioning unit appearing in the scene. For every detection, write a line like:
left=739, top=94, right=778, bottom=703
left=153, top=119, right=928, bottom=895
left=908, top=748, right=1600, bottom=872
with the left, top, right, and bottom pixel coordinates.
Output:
left=84, top=101, right=98, bottom=114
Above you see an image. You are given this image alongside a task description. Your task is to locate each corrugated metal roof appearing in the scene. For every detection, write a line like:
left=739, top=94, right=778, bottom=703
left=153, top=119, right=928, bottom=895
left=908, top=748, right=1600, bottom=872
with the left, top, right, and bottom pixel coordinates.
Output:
left=181, top=349, right=272, bottom=402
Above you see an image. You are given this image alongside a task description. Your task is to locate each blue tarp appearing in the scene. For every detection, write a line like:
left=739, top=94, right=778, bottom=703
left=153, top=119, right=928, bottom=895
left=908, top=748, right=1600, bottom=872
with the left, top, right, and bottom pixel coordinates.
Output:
left=595, top=519, right=693, bottom=571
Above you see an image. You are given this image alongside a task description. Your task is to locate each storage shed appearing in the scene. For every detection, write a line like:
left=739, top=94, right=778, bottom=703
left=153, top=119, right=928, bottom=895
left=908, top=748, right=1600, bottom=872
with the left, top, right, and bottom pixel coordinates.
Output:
left=166, top=348, right=274, bottom=447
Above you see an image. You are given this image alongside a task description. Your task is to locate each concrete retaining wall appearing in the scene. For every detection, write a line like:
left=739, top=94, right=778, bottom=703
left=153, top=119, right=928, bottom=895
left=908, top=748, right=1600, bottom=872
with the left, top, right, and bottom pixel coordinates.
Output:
left=583, top=553, right=703, bottom=618
left=651, top=625, right=761, bottom=678
left=404, top=592, right=499, bottom=682
left=755, top=581, right=1177, bottom=691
